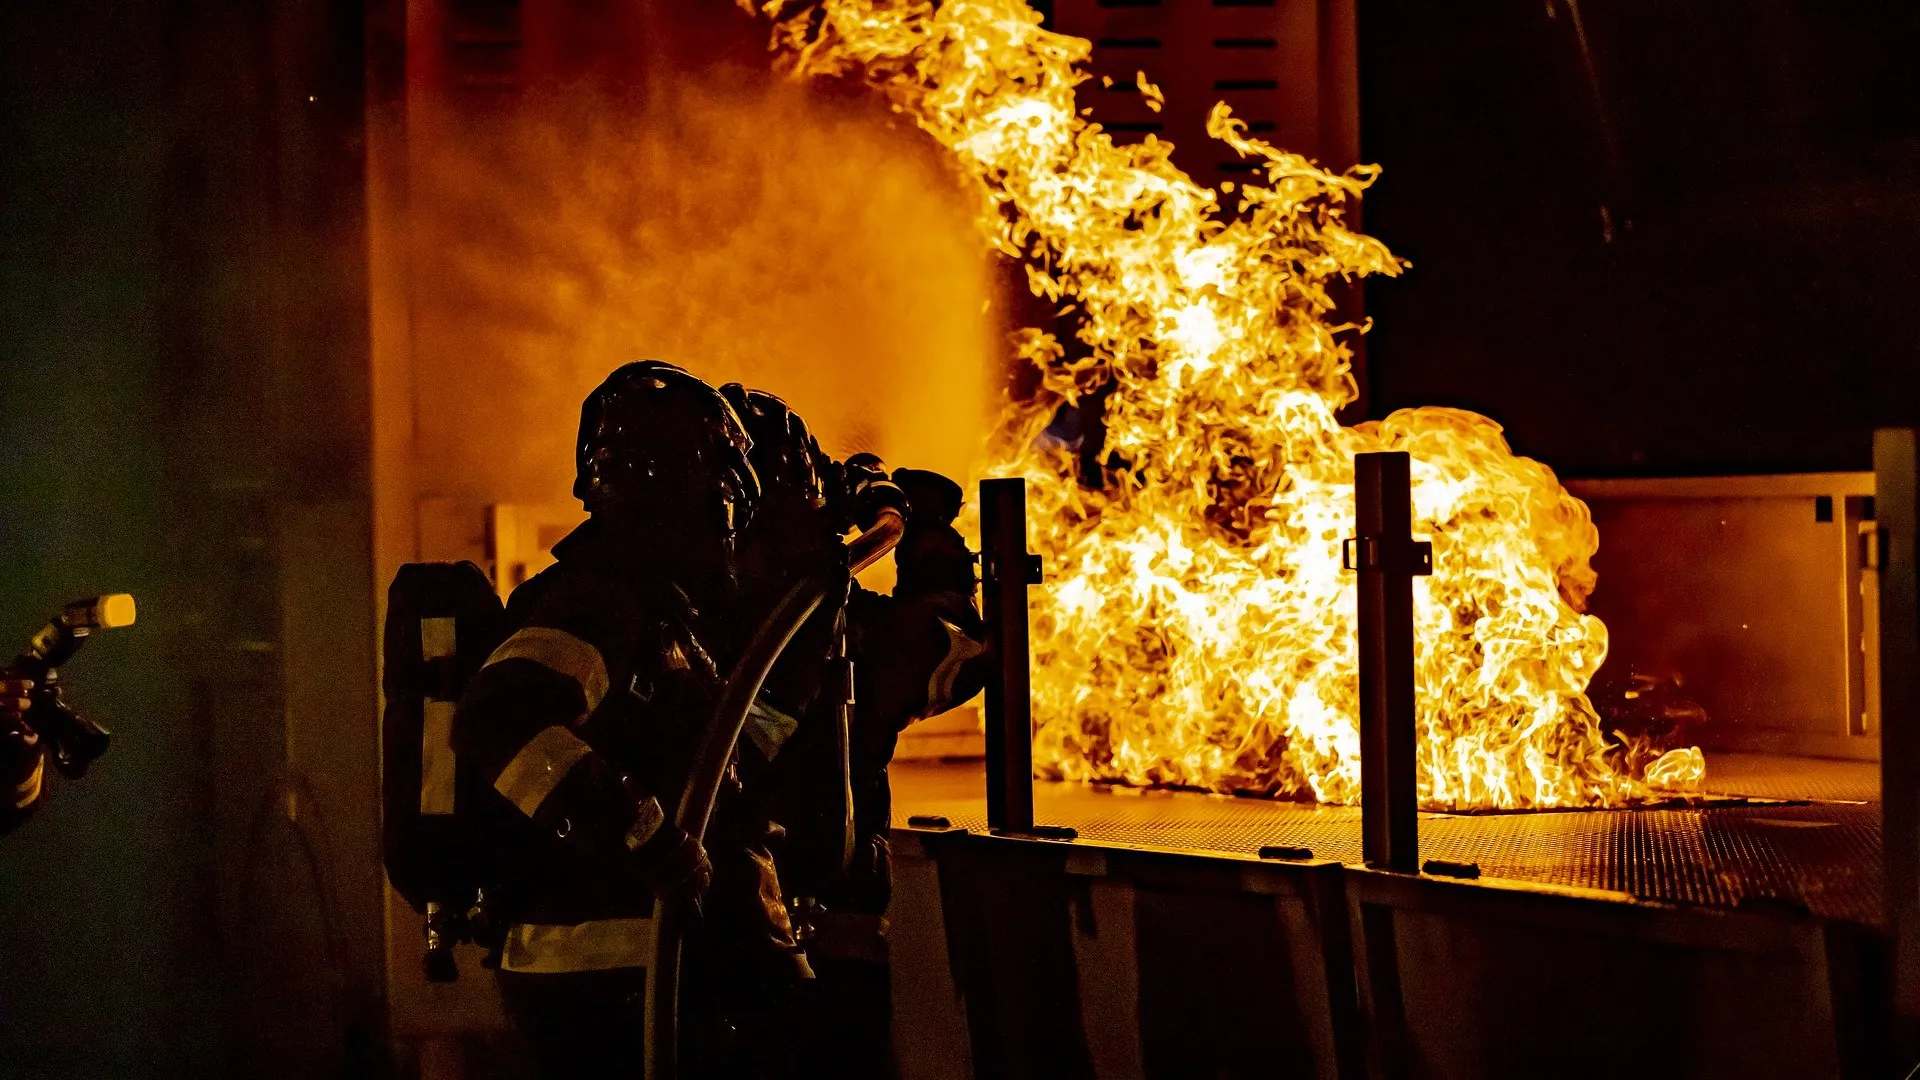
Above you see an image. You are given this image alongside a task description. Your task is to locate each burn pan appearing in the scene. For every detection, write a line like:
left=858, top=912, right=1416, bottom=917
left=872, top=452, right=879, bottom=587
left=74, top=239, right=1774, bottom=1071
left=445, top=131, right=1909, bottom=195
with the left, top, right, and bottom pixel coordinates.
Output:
left=891, top=751, right=1884, bottom=927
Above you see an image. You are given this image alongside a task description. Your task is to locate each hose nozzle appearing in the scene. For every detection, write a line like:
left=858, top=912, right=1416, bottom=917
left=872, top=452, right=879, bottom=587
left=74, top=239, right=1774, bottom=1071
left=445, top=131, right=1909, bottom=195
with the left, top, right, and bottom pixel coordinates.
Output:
left=71, top=594, right=137, bottom=631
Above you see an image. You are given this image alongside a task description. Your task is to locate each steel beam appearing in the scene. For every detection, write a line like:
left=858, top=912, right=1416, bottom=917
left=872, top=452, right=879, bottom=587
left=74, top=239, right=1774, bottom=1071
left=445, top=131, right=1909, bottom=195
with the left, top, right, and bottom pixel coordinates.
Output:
left=981, top=478, right=1041, bottom=834
left=1350, top=452, right=1429, bottom=874
left=1878, top=430, right=1920, bottom=1018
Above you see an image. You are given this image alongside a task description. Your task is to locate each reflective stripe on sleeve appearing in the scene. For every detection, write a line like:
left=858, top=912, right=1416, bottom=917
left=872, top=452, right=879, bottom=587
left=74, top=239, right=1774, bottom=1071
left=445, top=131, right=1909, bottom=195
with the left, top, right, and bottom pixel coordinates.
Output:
left=12, top=753, right=42, bottom=811
left=483, top=626, right=610, bottom=716
left=926, top=618, right=987, bottom=715
left=493, top=725, right=594, bottom=818
left=744, top=698, right=799, bottom=761
left=499, top=916, right=657, bottom=974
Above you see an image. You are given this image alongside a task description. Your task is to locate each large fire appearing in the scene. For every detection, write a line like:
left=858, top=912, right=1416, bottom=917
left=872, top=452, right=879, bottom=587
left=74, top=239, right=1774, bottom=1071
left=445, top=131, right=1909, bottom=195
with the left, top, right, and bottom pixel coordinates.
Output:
left=750, top=0, right=1703, bottom=808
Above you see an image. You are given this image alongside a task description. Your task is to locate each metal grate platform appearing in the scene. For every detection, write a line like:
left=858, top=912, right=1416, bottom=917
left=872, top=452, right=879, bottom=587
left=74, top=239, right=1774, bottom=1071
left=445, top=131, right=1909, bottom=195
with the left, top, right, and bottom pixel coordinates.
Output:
left=891, top=753, right=1884, bottom=927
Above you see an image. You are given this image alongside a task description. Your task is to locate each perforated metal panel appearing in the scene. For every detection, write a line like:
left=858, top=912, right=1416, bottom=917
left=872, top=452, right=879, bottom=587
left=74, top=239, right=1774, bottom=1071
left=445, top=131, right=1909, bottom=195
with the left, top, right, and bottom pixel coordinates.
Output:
left=1054, top=0, right=1352, bottom=189
left=1703, top=752, right=1878, bottom=803
left=894, top=755, right=1884, bottom=926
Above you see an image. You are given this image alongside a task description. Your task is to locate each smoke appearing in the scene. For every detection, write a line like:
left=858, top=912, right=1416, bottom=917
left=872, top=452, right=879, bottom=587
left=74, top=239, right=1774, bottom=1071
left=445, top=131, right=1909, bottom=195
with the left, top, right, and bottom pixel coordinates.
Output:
left=407, top=72, right=998, bottom=506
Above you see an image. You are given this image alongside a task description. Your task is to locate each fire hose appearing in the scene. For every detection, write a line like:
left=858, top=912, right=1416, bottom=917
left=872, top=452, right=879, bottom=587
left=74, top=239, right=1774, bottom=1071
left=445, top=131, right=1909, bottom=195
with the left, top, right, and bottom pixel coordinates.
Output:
left=648, top=505, right=906, bottom=1080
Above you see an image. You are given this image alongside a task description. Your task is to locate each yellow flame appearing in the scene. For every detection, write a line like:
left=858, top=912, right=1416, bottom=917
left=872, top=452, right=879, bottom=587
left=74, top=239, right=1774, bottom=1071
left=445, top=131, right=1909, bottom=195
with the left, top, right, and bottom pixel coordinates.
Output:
left=1646, top=747, right=1706, bottom=792
left=754, top=0, right=1699, bottom=808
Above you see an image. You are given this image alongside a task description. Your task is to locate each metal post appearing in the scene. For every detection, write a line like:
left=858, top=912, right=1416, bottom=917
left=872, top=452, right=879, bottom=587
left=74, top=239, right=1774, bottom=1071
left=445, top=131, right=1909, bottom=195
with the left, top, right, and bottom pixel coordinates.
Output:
left=1877, top=430, right=1920, bottom=1019
left=1348, top=452, right=1429, bottom=874
left=981, top=478, right=1039, bottom=834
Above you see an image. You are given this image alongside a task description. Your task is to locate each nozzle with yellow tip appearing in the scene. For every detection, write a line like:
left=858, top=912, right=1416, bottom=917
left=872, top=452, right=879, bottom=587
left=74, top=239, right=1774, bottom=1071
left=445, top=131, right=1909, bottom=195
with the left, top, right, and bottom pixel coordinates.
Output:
left=15, top=594, right=130, bottom=779
left=91, top=594, right=137, bottom=630
left=23, top=594, right=139, bottom=672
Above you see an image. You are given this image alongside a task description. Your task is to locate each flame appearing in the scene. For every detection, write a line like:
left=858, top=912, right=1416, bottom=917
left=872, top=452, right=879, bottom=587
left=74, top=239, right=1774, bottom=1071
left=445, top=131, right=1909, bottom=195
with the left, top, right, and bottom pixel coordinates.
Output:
left=751, top=0, right=1701, bottom=808
left=1646, top=747, right=1706, bottom=792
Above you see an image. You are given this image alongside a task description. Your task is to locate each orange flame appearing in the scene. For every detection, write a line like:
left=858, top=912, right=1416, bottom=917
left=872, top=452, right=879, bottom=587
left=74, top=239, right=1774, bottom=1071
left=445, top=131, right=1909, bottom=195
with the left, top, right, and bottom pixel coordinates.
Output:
left=752, top=0, right=1702, bottom=807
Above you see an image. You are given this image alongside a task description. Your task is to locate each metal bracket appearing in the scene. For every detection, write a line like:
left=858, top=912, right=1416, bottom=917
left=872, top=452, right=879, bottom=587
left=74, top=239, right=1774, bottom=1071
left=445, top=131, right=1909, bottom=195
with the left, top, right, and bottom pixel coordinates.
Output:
left=981, top=478, right=1040, bottom=835
left=1342, top=536, right=1434, bottom=576
left=1864, top=525, right=1890, bottom=572
left=992, top=824, right=1078, bottom=841
left=830, top=656, right=856, bottom=706
left=981, top=552, right=1045, bottom=585
left=1353, top=452, right=1422, bottom=876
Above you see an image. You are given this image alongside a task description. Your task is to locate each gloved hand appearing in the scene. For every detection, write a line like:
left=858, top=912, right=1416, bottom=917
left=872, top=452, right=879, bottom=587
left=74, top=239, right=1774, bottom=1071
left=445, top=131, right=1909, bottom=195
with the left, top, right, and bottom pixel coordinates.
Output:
left=842, top=453, right=889, bottom=495
left=632, top=823, right=713, bottom=915
left=887, top=468, right=977, bottom=598
left=1, top=672, right=30, bottom=729
left=842, top=454, right=908, bottom=530
left=891, top=468, right=964, bottom=528
left=3, top=673, right=43, bottom=825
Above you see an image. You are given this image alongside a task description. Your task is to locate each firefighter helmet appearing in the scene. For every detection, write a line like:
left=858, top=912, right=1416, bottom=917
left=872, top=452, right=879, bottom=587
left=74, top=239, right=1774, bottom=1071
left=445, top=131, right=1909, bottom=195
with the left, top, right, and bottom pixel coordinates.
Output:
left=574, top=361, right=761, bottom=532
left=719, top=384, right=827, bottom=514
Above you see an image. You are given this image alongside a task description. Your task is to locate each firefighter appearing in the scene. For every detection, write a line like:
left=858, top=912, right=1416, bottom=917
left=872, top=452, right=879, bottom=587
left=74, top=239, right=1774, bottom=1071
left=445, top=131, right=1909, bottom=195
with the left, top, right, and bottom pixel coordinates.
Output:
left=2, top=596, right=131, bottom=838
left=810, top=465, right=987, bottom=1078
left=721, top=386, right=989, bottom=1079
left=2, top=669, right=41, bottom=835
left=453, top=360, right=810, bottom=1079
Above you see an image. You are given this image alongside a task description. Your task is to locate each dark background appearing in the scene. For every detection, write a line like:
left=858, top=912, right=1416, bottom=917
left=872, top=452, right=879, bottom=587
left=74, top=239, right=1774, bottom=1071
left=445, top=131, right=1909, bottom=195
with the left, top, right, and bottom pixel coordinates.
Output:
left=1359, top=0, right=1920, bottom=476
left=0, top=5, right=211, bottom=1071
left=2, top=1, right=378, bottom=1077
left=2, top=1, right=1917, bottom=1076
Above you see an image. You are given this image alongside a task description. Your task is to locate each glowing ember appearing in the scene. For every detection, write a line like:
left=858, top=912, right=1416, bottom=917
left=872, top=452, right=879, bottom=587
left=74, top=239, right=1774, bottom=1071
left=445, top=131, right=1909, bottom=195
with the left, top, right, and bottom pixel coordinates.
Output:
left=750, top=0, right=1705, bottom=807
